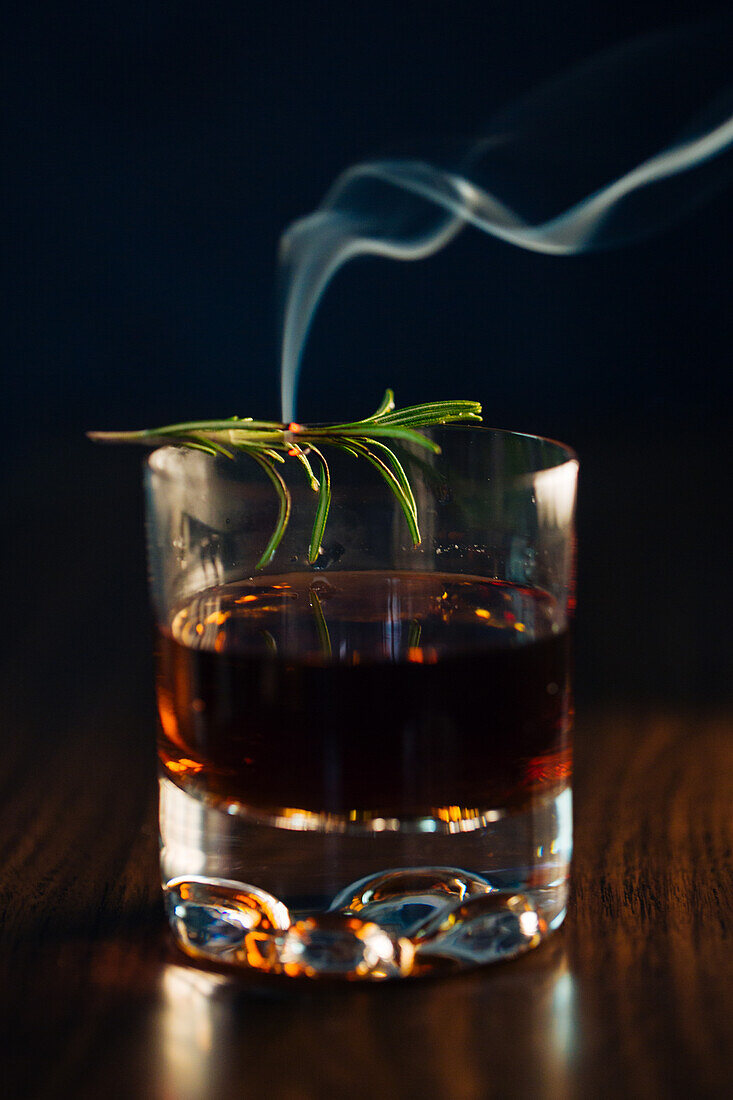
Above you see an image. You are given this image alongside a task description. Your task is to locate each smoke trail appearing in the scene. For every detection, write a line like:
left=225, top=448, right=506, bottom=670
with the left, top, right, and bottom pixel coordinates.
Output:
left=279, top=23, right=733, bottom=422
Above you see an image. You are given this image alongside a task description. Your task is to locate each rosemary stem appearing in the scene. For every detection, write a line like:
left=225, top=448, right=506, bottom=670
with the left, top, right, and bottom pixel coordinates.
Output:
left=88, top=392, right=482, bottom=570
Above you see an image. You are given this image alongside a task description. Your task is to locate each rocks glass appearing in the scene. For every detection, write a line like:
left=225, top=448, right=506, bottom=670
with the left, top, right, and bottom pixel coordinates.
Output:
left=145, top=427, right=577, bottom=978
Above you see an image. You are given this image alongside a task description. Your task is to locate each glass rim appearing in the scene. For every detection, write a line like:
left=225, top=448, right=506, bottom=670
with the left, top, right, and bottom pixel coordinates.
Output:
left=438, top=423, right=578, bottom=468
left=146, top=423, right=578, bottom=478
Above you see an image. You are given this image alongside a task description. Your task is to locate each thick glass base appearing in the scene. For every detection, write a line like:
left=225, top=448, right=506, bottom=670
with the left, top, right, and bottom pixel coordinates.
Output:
left=159, top=777, right=572, bottom=979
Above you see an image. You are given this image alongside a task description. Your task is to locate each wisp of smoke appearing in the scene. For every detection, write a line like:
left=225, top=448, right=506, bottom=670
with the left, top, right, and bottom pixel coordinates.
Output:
left=279, top=22, right=733, bottom=421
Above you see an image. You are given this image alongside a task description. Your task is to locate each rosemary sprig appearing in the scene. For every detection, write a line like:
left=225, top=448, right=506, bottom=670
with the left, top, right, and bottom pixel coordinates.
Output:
left=88, top=390, right=482, bottom=568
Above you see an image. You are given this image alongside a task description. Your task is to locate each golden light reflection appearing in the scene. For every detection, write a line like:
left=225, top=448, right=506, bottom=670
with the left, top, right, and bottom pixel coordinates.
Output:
left=157, top=688, right=184, bottom=749
left=436, top=805, right=472, bottom=823
left=430, top=805, right=504, bottom=830
left=164, top=757, right=204, bottom=776
left=474, top=608, right=491, bottom=620
left=157, top=964, right=228, bottom=1098
left=407, top=646, right=438, bottom=664
left=204, top=611, right=231, bottom=626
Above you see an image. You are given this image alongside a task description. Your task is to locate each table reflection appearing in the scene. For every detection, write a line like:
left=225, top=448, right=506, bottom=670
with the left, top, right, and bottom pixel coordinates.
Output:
left=157, top=965, right=230, bottom=1100
left=156, top=943, right=579, bottom=1099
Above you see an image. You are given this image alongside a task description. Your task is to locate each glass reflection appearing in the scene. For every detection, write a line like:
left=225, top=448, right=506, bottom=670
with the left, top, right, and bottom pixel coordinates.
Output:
left=157, top=964, right=228, bottom=1100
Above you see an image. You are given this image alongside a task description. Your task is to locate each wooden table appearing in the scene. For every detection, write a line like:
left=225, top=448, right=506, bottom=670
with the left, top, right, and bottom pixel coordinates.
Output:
left=2, top=438, right=732, bottom=1098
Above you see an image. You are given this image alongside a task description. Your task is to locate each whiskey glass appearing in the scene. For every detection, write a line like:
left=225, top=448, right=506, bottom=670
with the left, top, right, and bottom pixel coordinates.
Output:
left=145, top=426, right=578, bottom=978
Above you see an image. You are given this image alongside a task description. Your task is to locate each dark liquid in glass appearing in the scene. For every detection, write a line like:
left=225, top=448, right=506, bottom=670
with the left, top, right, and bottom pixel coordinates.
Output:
left=156, top=571, right=572, bottom=821
left=155, top=572, right=572, bottom=822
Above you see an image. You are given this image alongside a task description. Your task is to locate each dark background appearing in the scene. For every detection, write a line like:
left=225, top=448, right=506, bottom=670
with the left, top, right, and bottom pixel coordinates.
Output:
left=3, top=1, right=732, bottom=711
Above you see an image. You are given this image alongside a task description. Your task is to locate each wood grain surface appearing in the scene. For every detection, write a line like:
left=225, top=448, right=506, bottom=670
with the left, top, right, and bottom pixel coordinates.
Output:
left=2, top=439, right=732, bottom=1099
left=2, top=702, right=731, bottom=1099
